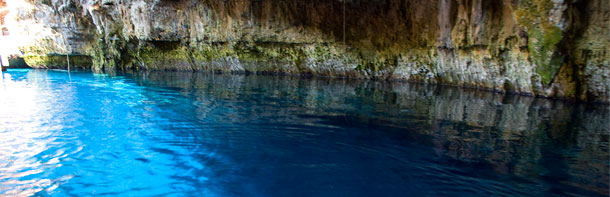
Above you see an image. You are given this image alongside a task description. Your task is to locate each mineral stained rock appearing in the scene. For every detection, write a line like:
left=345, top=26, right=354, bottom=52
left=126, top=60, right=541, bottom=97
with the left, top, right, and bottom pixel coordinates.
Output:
left=2, top=0, right=609, bottom=103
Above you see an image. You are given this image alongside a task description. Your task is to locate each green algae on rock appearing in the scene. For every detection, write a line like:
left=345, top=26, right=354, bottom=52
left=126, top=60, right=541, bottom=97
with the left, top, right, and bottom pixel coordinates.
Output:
left=23, top=55, right=92, bottom=70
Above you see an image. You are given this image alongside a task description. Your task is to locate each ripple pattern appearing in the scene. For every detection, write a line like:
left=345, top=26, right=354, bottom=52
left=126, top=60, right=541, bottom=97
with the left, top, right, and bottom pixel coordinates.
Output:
left=0, top=69, right=608, bottom=196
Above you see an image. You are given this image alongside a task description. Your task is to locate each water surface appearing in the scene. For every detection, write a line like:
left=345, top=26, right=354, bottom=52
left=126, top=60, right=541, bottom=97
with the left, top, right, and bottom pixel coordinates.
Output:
left=1, top=69, right=608, bottom=196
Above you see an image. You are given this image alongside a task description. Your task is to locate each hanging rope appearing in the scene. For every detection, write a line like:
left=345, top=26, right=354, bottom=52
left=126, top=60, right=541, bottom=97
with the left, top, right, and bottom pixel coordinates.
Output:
left=66, top=53, right=70, bottom=72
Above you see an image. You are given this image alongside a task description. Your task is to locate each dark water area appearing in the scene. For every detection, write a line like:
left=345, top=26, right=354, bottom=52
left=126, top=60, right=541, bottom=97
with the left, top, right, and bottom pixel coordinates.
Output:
left=0, top=69, right=608, bottom=196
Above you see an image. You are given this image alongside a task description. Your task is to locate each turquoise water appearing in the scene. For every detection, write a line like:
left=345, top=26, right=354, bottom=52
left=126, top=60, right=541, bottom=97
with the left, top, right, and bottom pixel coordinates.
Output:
left=0, top=69, right=608, bottom=196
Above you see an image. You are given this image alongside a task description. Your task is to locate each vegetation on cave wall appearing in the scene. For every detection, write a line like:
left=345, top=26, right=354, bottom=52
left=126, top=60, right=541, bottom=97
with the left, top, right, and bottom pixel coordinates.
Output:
left=23, top=55, right=92, bottom=69
left=515, top=0, right=564, bottom=85
left=5, top=0, right=609, bottom=103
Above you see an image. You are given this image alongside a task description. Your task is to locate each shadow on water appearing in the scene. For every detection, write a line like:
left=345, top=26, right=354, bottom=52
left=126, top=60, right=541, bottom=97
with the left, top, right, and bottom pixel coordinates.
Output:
left=1, top=69, right=608, bottom=196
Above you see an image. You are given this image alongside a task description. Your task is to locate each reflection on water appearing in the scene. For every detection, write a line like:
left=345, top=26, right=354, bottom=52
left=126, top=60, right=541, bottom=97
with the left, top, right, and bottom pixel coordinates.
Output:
left=1, top=69, right=608, bottom=196
left=0, top=71, right=73, bottom=196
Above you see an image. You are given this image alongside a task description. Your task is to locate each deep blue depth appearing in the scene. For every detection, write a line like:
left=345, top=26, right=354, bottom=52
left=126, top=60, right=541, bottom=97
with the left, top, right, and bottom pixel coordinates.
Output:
left=0, top=69, right=608, bottom=196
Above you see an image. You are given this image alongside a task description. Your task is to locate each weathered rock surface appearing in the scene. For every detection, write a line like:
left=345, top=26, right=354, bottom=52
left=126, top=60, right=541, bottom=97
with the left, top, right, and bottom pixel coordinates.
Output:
left=2, top=0, right=609, bottom=103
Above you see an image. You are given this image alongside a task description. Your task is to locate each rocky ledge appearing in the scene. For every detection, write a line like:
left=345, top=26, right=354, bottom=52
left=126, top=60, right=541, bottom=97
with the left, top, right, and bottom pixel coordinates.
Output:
left=2, top=0, right=609, bottom=103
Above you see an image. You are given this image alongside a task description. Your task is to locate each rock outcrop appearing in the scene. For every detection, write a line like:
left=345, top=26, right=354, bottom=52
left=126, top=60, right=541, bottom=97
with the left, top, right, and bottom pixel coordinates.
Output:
left=2, top=0, right=609, bottom=103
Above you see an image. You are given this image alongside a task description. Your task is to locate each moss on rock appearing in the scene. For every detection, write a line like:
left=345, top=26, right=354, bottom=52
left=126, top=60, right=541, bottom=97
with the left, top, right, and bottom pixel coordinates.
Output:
left=516, top=0, right=564, bottom=85
left=23, top=55, right=93, bottom=69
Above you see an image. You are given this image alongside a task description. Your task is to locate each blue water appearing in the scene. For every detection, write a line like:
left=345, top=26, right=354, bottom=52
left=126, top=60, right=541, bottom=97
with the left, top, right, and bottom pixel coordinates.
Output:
left=0, top=69, right=608, bottom=196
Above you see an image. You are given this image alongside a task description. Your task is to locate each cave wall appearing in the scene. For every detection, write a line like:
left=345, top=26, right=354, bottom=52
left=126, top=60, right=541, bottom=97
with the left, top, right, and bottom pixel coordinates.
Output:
left=4, top=0, right=609, bottom=103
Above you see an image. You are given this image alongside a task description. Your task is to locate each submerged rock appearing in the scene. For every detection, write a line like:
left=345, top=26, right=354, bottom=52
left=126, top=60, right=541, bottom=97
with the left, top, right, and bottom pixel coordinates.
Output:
left=1, top=0, right=609, bottom=103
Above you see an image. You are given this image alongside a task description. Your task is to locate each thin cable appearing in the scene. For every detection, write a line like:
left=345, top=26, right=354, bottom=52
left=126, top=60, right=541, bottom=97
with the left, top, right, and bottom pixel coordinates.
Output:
left=343, top=0, right=346, bottom=45
left=67, top=54, right=70, bottom=72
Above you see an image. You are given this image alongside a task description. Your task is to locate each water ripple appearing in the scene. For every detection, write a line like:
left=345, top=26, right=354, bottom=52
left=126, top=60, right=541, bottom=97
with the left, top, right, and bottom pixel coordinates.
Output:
left=0, top=69, right=607, bottom=196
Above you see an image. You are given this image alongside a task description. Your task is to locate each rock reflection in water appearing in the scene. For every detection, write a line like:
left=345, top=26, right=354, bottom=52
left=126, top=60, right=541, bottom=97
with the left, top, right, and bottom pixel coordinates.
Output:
left=128, top=71, right=609, bottom=195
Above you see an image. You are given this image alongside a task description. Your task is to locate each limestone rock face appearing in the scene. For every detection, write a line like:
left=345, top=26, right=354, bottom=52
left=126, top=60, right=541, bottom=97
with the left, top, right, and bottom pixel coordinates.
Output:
left=3, top=0, right=609, bottom=103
